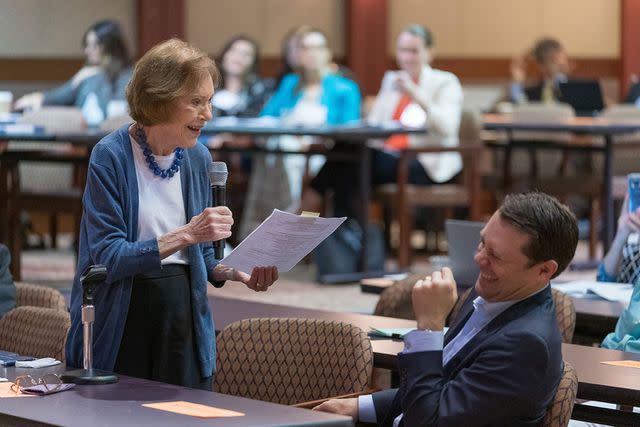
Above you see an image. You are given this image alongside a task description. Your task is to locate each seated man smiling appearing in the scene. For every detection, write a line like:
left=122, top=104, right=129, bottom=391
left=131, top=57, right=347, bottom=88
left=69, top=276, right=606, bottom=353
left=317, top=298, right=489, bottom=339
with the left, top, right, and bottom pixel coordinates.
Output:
left=315, top=192, right=579, bottom=426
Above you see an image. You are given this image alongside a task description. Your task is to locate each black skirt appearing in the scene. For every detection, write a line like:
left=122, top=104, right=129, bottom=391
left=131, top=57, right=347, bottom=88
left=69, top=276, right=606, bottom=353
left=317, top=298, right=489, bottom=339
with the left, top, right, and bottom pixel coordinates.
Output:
left=114, top=264, right=212, bottom=390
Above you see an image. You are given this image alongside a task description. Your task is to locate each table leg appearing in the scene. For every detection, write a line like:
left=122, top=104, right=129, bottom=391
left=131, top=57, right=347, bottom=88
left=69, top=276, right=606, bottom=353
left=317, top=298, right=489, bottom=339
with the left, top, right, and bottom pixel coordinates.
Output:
left=358, top=143, right=371, bottom=272
left=603, top=135, right=613, bottom=254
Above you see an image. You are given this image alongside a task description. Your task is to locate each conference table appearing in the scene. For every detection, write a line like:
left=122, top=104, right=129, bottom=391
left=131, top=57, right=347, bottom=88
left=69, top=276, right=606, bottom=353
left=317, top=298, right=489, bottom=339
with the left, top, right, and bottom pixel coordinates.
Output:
left=482, top=114, right=640, bottom=254
left=0, top=119, right=423, bottom=282
left=0, top=365, right=352, bottom=427
left=210, top=295, right=640, bottom=425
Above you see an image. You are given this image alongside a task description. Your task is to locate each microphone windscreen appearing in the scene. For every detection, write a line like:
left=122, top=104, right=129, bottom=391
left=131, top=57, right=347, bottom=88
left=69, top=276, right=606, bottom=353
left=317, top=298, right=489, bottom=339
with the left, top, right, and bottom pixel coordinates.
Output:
left=208, top=161, right=228, bottom=186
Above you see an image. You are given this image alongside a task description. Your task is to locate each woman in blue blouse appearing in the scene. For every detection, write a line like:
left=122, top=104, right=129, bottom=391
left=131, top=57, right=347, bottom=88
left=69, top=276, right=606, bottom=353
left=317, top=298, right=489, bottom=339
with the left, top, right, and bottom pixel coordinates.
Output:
left=65, top=39, right=278, bottom=390
left=599, top=193, right=640, bottom=351
left=261, top=27, right=360, bottom=125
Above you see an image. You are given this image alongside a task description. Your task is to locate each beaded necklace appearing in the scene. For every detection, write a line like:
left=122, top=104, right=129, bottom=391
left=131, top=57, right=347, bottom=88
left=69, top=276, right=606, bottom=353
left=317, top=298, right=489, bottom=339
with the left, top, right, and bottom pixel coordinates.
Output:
left=134, top=125, right=184, bottom=179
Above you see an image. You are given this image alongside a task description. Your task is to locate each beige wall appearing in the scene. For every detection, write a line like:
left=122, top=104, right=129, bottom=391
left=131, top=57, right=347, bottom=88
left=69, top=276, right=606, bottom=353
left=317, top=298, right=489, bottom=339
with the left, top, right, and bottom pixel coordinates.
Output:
left=390, top=0, right=619, bottom=57
left=186, top=0, right=344, bottom=56
left=0, top=0, right=136, bottom=57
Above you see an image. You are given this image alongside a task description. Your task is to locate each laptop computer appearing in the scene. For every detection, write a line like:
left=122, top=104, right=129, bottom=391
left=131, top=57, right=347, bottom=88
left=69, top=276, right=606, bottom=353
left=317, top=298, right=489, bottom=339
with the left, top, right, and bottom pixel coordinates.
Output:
left=446, top=219, right=485, bottom=287
left=557, top=80, right=604, bottom=117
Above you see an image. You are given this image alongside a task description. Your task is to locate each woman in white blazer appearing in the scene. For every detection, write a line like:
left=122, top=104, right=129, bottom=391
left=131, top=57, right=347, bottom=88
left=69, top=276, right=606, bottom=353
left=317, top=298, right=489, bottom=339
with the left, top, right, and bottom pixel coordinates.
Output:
left=302, top=24, right=463, bottom=219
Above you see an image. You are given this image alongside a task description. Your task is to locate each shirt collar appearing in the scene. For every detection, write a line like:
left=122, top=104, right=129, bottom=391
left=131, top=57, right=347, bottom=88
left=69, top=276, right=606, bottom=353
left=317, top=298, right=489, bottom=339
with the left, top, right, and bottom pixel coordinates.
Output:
left=472, top=284, right=549, bottom=317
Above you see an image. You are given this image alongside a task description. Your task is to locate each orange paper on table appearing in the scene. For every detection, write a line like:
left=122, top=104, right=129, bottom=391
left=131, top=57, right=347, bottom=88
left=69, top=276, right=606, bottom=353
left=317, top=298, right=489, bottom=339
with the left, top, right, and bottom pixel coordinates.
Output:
left=142, top=401, right=244, bottom=418
left=601, top=360, right=640, bottom=369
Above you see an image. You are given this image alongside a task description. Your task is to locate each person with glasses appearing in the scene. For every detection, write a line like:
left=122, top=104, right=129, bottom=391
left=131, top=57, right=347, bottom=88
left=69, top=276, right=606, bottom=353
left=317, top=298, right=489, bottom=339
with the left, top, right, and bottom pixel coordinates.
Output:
left=65, top=39, right=278, bottom=391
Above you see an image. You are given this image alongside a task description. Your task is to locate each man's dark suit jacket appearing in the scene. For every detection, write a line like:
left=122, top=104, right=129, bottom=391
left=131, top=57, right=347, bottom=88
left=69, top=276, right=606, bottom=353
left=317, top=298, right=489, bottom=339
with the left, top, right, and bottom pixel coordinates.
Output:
left=372, top=286, right=562, bottom=427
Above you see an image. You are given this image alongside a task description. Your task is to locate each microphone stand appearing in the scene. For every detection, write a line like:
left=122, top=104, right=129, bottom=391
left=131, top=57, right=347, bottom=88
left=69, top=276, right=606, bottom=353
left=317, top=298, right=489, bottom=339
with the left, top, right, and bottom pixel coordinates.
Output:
left=61, top=265, right=118, bottom=385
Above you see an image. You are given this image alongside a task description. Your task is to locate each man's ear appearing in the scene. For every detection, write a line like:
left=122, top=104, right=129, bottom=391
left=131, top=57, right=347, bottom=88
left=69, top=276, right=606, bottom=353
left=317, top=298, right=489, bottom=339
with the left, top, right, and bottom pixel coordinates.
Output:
left=538, top=259, right=558, bottom=280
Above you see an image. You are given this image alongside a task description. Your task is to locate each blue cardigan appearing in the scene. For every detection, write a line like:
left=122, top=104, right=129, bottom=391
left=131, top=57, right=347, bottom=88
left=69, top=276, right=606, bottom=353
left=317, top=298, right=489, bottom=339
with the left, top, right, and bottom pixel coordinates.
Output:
left=65, top=124, right=221, bottom=377
left=261, top=73, right=361, bottom=124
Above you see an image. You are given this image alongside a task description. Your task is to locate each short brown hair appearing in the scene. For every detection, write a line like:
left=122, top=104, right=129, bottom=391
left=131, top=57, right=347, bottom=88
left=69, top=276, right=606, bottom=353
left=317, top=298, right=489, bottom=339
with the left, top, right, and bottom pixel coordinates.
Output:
left=499, top=192, right=578, bottom=278
left=532, top=37, right=563, bottom=64
left=126, top=38, right=220, bottom=126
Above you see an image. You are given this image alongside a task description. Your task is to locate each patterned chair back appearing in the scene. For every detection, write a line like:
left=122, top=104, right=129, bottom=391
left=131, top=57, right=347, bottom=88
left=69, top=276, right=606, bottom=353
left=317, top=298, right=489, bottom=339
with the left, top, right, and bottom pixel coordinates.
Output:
left=374, top=276, right=474, bottom=326
left=15, top=282, right=67, bottom=312
left=542, top=362, right=578, bottom=427
left=214, top=318, right=373, bottom=405
left=373, top=275, right=420, bottom=320
left=551, top=289, right=576, bottom=343
left=0, top=306, right=70, bottom=361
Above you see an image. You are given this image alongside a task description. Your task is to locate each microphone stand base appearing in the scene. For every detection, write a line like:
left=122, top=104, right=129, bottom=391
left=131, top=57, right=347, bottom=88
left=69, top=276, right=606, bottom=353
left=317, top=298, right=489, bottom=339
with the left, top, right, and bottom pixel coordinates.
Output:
left=61, top=369, right=118, bottom=385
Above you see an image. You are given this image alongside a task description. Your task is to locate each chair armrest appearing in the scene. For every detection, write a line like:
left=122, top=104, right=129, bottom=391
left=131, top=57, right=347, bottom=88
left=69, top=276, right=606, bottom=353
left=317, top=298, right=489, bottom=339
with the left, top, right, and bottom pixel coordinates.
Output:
left=291, top=387, right=381, bottom=409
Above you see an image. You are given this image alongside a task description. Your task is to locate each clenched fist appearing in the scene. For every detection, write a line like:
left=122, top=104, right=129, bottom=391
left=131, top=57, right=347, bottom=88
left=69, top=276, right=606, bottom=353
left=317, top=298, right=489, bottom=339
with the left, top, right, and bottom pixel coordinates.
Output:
left=412, top=267, right=458, bottom=331
left=186, top=206, right=233, bottom=244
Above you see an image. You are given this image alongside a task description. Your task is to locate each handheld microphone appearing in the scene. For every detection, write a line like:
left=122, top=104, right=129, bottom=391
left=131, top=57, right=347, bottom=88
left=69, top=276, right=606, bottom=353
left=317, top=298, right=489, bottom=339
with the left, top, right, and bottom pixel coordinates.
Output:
left=208, top=161, right=228, bottom=260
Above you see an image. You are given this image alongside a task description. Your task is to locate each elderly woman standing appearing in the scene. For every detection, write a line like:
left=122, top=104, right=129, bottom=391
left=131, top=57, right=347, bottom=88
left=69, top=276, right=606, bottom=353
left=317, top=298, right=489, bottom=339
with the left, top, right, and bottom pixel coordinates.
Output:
left=65, top=39, right=278, bottom=390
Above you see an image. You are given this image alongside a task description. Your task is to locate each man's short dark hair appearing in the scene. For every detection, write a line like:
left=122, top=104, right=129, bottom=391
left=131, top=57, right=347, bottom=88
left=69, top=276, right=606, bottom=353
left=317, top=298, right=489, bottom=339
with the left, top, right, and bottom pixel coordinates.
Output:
left=499, top=192, right=578, bottom=278
left=532, top=37, right=563, bottom=64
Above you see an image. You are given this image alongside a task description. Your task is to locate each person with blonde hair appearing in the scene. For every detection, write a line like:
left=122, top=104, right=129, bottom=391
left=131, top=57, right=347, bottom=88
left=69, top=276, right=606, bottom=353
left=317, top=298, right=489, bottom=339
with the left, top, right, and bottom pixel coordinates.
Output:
left=65, top=39, right=278, bottom=390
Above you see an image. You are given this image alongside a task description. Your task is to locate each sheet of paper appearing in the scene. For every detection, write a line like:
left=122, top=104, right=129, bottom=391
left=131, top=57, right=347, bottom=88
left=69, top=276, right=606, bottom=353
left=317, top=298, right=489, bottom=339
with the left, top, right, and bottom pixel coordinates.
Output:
left=601, top=360, right=640, bottom=369
left=552, top=281, right=633, bottom=303
left=142, top=401, right=244, bottom=418
left=222, top=209, right=346, bottom=273
left=588, top=282, right=633, bottom=303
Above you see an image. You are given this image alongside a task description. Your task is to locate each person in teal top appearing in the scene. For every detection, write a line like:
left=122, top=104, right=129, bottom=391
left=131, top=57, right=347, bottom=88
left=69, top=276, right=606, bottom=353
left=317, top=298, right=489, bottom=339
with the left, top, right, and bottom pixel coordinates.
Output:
left=599, top=193, right=640, bottom=351
left=260, top=28, right=360, bottom=124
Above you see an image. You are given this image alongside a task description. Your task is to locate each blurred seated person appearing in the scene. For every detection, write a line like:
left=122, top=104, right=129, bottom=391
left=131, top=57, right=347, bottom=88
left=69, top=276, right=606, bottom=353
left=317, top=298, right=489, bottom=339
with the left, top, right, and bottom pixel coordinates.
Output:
left=624, top=75, right=640, bottom=106
left=262, top=27, right=360, bottom=126
left=276, top=25, right=353, bottom=87
left=315, top=192, right=578, bottom=425
left=301, top=24, right=462, bottom=219
left=212, top=35, right=274, bottom=118
left=0, top=243, right=16, bottom=319
left=509, top=37, right=572, bottom=104
left=258, top=27, right=360, bottom=209
left=14, top=20, right=132, bottom=124
left=207, top=35, right=275, bottom=149
left=599, top=193, right=640, bottom=352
